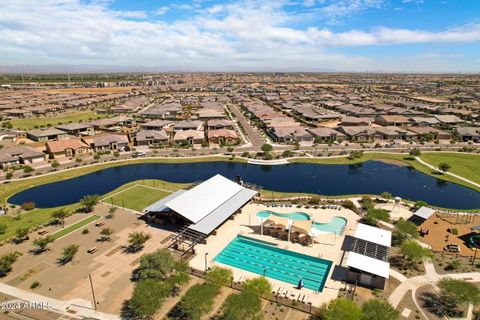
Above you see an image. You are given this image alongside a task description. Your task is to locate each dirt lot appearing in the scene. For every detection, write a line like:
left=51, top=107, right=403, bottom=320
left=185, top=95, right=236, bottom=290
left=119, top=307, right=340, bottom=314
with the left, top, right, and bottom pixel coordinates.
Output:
left=420, top=214, right=480, bottom=257
left=397, top=289, right=426, bottom=320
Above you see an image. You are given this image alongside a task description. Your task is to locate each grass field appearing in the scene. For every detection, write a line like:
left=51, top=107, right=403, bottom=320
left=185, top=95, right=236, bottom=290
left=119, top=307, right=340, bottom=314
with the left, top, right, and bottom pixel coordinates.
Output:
left=10, top=111, right=110, bottom=130
left=0, top=204, right=80, bottom=243
left=419, top=152, right=480, bottom=185
left=103, top=185, right=172, bottom=212
left=50, top=215, right=100, bottom=240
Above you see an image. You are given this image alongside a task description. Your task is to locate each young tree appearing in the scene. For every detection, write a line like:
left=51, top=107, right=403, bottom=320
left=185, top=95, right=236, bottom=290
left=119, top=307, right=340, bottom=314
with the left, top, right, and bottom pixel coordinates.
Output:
left=409, top=148, right=421, bottom=157
left=261, top=143, right=273, bottom=152
left=80, top=195, right=100, bottom=212
left=51, top=160, right=60, bottom=170
left=400, top=240, right=433, bottom=266
left=438, top=278, right=480, bottom=316
left=15, top=227, right=30, bottom=241
left=127, top=231, right=151, bottom=252
left=221, top=291, right=262, bottom=320
left=0, top=224, right=7, bottom=235
left=315, top=298, right=363, bottom=320
left=204, top=267, right=233, bottom=288
left=51, top=209, right=68, bottom=227
left=380, top=192, right=392, bottom=200
left=0, top=251, right=22, bottom=277
left=362, top=298, right=400, bottom=320
left=244, top=277, right=272, bottom=298
left=172, top=283, right=218, bottom=320
left=395, top=218, right=419, bottom=239
left=23, top=166, right=34, bottom=173
left=60, top=244, right=79, bottom=263
left=33, top=236, right=54, bottom=253
left=136, top=249, right=177, bottom=281
left=100, top=227, right=113, bottom=241
left=364, top=209, right=390, bottom=226
left=438, top=162, right=451, bottom=172
left=129, top=279, right=170, bottom=319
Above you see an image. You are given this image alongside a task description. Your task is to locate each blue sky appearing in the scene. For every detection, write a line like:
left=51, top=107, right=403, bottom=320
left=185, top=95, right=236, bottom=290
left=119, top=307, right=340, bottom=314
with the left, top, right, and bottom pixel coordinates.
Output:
left=1, top=0, right=479, bottom=72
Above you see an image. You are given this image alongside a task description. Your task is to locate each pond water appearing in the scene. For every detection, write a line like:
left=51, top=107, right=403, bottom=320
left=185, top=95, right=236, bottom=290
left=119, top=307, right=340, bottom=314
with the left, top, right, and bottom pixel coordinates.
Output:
left=7, top=161, right=480, bottom=209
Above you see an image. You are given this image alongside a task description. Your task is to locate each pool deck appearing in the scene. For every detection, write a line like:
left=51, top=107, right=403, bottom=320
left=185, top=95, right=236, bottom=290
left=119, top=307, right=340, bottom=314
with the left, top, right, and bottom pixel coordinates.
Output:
left=189, top=203, right=360, bottom=307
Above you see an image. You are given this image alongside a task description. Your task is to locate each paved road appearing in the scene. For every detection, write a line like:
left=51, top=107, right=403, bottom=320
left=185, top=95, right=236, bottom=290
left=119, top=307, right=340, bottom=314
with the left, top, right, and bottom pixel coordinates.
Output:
left=227, top=103, right=265, bottom=147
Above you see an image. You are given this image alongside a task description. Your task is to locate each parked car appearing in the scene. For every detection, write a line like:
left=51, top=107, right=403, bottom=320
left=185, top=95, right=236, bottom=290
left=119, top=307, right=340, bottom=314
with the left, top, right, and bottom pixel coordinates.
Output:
left=132, top=151, right=146, bottom=158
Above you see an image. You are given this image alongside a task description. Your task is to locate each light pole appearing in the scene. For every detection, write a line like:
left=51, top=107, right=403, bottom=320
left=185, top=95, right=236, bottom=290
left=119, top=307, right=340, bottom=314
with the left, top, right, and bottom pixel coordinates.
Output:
left=204, top=252, right=209, bottom=273
left=260, top=217, right=265, bottom=236
left=287, top=219, right=293, bottom=243
left=88, top=274, right=97, bottom=310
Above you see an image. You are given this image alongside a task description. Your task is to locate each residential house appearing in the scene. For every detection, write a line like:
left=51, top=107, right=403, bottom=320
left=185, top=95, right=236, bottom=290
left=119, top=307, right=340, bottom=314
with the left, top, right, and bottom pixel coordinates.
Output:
left=456, top=127, right=480, bottom=142
left=306, top=127, right=346, bottom=143
left=46, top=139, right=91, bottom=158
left=268, top=126, right=312, bottom=143
left=434, top=115, right=465, bottom=125
left=406, top=126, right=452, bottom=140
left=27, top=128, right=68, bottom=142
left=135, top=130, right=169, bottom=146
left=173, top=120, right=203, bottom=132
left=375, top=115, right=410, bottom=127
left=340, top=117, right=373, bottom=126
left=337, top=126, right=377, bottom=142
left=173, top=130, right=204, bottom=145
left=196, top=108, right=226, bottom=120
left=207, top=129, right=239, bottom=145
left=84, top=134, right=129, bottom=152
left=0, top=146, right=45, bottom=168
left=56, top=123, right=94, bottom=136
left=408, top=117, right=439, bottom=126
left=206, top=119, right=233, bottom=130
left=140, top=120, right=174, bottom=131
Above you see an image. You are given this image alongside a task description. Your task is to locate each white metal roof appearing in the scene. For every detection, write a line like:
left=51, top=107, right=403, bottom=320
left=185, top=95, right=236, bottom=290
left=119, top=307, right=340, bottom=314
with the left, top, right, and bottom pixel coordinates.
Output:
left=143, top=190, right=187, bottom=213
left=347, top=252, right=390, bottom=278
left=414, top=206, right=436, bottom=220
left=354, top=223, right=391, bottom=247
left=189, top=188, right=257, bottom=235
left=165, top=174, right=246, bottom=224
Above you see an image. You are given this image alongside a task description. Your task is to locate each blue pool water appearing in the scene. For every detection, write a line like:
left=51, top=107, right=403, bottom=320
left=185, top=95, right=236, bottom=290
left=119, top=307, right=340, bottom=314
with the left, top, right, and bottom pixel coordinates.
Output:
left=257, top=210, right=310, bottom=221
left=257, top=211, right=347, bottom=235
left=312, top=217, right=347, bottom=235
left=214, top=235, right=332, bottom=292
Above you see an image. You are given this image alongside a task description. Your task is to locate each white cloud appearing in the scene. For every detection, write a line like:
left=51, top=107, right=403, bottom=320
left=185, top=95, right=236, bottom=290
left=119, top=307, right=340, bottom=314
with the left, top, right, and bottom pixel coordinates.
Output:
left=116, top=10, right=147, bottom=19
left=0, top=0, right=478, bottom=71
left=154, top=6, right=169, bottom=16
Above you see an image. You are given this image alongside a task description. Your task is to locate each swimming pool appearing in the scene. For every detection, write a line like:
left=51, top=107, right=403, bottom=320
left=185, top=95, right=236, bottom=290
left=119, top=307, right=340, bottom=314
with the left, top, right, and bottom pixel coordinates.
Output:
left=257, top=210, right=310, bottom=221
left=312, top=217, right=347, bottom=235
left=257, top=210, right=347, bottom=235
left=214, top=235, right=332, bottom=292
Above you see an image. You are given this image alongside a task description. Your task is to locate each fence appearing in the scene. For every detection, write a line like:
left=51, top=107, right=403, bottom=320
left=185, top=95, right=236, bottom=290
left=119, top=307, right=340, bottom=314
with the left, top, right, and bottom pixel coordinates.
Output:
left=187, top=266, right=321, bottom=315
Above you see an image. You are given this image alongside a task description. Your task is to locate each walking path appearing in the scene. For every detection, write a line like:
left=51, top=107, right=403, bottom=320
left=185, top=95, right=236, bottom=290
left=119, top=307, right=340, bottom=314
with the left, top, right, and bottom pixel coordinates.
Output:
left=415, top=156, right=480, bottom=189
left=388, top=260, right=480, bottom=309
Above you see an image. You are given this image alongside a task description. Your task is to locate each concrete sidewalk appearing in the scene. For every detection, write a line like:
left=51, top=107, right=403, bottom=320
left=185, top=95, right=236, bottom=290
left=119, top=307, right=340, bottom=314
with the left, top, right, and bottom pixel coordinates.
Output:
left=0, top=283, right=120, bottom=320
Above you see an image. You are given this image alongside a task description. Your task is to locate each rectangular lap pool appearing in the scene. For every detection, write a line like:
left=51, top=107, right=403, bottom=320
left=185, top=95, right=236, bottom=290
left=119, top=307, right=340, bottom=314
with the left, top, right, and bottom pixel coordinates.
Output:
left=214, top=235, right=332, bottom=292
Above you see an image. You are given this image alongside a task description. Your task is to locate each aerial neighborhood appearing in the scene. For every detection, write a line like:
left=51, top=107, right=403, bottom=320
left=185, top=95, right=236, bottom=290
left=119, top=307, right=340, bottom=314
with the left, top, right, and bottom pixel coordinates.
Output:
left=0, top=73, right=479, bottom=320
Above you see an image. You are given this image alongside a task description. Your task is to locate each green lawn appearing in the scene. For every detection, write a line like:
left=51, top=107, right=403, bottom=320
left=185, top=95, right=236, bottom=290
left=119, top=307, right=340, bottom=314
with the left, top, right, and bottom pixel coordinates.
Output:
left=0, top=204, right=80, bottom=242
left=103, top=185, right=173, bottom=212
left=420, top=152, right=480, bottom=185
left=10, top=111, right=110, bottom=130
left=50, top=215, right=100, bottom=240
